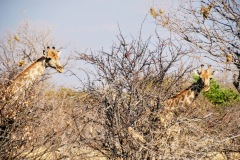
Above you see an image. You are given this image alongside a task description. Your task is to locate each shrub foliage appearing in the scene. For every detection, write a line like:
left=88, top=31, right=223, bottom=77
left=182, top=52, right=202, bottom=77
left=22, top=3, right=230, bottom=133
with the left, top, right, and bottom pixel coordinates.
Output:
left=193, top=75, right=240, bottom=106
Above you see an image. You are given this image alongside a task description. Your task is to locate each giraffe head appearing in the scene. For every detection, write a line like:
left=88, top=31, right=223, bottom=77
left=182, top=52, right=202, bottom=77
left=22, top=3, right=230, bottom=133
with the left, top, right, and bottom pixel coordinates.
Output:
left=209, top=2, right=214, bottom=9
left=43, top=46, right=64, bottom=73
left=196, top=64, right=215, bottom=92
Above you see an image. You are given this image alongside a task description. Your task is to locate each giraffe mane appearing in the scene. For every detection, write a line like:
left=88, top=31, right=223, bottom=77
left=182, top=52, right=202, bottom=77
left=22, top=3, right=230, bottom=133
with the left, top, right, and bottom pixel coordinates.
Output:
left=169, top=89, right=189, bottom=99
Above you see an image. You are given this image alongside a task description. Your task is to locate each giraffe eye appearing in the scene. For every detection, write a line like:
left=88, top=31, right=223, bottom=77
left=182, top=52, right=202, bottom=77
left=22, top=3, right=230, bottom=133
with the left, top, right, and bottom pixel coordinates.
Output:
left=46, top=57, right=51, bottom=61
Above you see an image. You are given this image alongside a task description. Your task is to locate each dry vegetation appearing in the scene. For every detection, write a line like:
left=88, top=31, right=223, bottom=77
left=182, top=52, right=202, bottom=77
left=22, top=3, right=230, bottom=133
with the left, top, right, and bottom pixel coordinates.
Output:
left=1, top=0, right=240, bottom=159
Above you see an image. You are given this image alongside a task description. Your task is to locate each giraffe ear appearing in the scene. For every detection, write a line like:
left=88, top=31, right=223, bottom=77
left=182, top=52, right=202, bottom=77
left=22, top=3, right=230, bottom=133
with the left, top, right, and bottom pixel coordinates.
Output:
left=43, top=50, right=46, bottom=56
left=57, top=51, right=62, bottom=56
left=233, top=74, right=238, bottom=81
left=195, top=70, right=201, bottom=76
left=209, top=71, right=216, bottom=80
left=211, top=70, right=216, bottom=76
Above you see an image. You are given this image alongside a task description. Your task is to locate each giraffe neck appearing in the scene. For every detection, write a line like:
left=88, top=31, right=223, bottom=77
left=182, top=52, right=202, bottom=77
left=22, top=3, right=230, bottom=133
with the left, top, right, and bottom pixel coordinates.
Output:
left=185, top=78, right=205, bottom=97
left=163, top=79, right=204, bottom=109
left=6, top=56, right=47, bottom=98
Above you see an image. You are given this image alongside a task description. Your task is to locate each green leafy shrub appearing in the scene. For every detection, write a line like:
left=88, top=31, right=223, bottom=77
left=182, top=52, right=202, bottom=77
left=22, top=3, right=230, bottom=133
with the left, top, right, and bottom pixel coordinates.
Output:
left=204, top=79, right=240, bottom=105
left=192, top=75, right=240, bottom=106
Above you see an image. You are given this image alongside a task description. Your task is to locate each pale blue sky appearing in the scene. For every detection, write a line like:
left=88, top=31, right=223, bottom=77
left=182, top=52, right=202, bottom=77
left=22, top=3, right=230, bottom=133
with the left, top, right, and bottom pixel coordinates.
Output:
left=0, top=0, right=157, bottom=49
left=0, top=0, right=165, bottom=88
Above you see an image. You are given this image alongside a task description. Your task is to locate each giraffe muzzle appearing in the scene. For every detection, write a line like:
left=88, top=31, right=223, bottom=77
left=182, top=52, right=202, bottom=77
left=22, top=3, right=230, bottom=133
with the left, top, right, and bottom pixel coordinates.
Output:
left=56, top=65, right=64, bottom=73
left=203, top=86, right=210, bottom=92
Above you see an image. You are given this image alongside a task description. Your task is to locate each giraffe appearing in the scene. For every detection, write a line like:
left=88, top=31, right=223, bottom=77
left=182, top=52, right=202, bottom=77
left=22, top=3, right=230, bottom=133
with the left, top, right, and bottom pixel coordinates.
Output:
left=1, top=46, right=64, bottom=101
left=158, top=64, right=215, bottom=127
left=163, top=64, right=215, bottom=111
left=200, top=2, right=214, bottom=20
left=0, top=47, right=64, bottom=156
